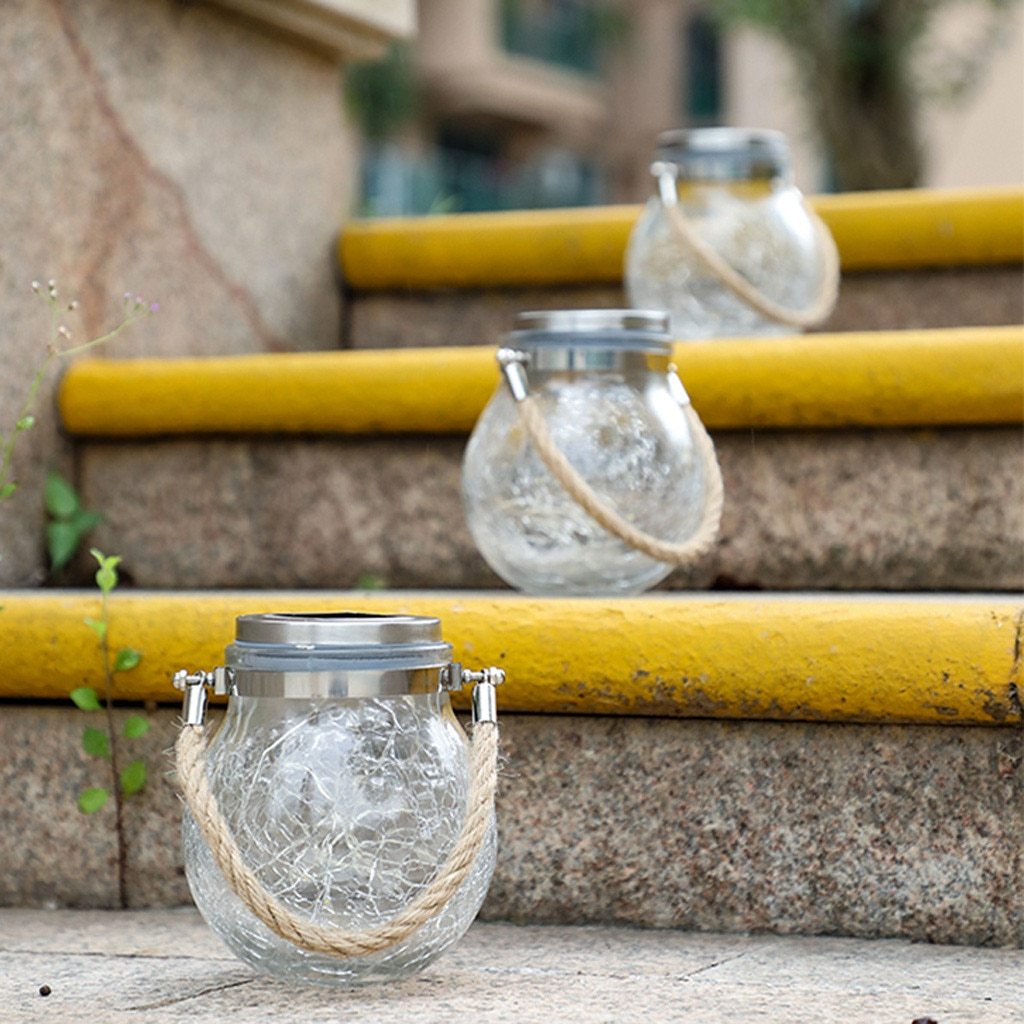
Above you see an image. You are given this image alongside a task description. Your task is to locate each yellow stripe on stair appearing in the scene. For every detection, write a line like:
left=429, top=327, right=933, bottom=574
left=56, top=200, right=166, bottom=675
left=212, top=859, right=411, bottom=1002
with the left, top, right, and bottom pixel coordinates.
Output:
left=339, top=187, right=1024, bottom=290
left=1, top=591, right=1019, bottom=725
left=60, top=326, right=1024, bottom=437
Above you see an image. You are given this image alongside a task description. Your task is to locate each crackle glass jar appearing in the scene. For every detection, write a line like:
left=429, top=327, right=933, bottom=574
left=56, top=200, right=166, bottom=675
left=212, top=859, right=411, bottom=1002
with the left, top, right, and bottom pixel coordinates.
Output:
left=626, top=127, right=834, bottom=339
left=462, top=309, right=709, bottom=595
left=180, top=612, right=497, bottom=987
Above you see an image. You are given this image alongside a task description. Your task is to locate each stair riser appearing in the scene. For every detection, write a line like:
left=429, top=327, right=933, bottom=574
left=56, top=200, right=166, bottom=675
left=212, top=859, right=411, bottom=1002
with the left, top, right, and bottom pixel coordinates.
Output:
left=1, top=707, right=1019, bottom=946
left=71, top=427, right=1024, bottom=592
left=345, top=268, right=1023, bottom=349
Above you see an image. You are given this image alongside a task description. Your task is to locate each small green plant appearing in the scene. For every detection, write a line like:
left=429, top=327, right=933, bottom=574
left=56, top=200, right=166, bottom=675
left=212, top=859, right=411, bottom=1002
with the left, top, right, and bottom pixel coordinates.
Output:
left=0, top=280, right=155, bottom=510
left=69, top=549, right=147, bottom=908
left=45, top=471, right=102, bottom=574
left=0, top=280, right=153, bottom=906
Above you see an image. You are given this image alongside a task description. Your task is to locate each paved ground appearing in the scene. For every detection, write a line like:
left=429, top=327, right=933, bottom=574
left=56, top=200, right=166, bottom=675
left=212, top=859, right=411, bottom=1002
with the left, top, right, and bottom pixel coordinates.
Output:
left=1, top=909, right=1020, bottom=1023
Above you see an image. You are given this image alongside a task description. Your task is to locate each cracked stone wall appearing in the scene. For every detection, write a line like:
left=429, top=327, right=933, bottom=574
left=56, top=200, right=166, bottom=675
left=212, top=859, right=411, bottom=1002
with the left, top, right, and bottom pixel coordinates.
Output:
left=0, top=0, right=356, bottom=584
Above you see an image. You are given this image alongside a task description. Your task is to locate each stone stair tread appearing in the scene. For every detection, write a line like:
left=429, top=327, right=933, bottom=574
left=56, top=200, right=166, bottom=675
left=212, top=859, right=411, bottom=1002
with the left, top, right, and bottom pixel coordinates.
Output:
left=1, top=909, right=1018, bottom=1023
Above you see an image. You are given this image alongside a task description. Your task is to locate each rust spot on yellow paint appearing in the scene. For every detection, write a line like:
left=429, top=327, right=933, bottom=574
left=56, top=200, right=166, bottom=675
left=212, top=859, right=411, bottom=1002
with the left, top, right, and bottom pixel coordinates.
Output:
left=982, top=690, right=1012, bottom=723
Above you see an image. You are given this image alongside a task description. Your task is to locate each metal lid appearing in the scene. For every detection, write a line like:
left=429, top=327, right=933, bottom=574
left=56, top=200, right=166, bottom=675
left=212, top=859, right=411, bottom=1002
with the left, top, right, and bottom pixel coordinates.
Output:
left=235, top=611, right=443, bottom=647
left=514, top=309, right=669, bottom=335
left=226, top=612, right=454, bottom=696
left=508, top=309, right=672, bottom=356
left=653, top=127, right=790, bottom=182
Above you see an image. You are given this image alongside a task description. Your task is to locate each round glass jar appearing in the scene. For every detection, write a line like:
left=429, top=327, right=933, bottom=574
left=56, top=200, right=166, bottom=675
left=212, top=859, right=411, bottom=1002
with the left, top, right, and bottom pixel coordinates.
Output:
left=462, top=309, right=708, bottom=595
left=181, top=612, right=497, bottom=987
left=625, top=127, right=832, bottom=339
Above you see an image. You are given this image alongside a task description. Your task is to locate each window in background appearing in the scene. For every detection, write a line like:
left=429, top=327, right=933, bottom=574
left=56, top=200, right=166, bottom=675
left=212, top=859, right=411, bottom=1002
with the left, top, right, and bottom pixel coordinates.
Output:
left=686, top=13, right=723, bottom=125
left=359, top=133, right=604, bottom=216
left=500, top=0, right=601, bottom=76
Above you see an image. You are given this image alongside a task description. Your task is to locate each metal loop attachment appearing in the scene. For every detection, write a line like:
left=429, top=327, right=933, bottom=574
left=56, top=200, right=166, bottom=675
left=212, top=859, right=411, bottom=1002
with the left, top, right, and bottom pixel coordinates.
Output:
left=652, top=163, right=679, bottom=206
left=666, top=363, right=691, bottom=407
left=173, top=667, right=235, bottom=726
left=497, top=348, right=531, bottom=403
left=443, top=663, right=506, bottom=725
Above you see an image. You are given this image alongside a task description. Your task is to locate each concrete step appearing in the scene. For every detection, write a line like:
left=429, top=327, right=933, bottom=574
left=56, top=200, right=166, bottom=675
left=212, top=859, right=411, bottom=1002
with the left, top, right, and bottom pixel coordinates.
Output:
left=1, top=591, right=1020, bottom=946
left=338, top=187, right=1024, bottom=345
left=52, top=328, right=1024, bottom=592
left=2, top=909, right=1021, bottom=1023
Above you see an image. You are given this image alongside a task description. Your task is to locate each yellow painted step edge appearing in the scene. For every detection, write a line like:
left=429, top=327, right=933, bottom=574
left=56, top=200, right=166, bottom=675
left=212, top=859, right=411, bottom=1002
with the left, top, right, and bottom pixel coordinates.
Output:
left=0, top=591, right=1020, bottom=725
left=339, top=187, right=1024, bottom=289
left=60, top=326, right=1024, bottom=437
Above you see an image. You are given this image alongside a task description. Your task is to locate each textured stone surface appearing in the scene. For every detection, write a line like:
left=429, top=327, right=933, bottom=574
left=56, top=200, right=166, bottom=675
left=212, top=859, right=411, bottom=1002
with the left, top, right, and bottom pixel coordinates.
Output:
left=345, top=266, right=1024, bottom=348
left=0, top=0, right=354, bottom=585
left=0, top=706, right=184, bottom=909
left=1, top=707, right=1020, bottom=945
left=488, top=715, right=1023, bottom=946
left=74, top=427, right=1024, bottom=591
left=1, top=910, right=1022, bottom=1024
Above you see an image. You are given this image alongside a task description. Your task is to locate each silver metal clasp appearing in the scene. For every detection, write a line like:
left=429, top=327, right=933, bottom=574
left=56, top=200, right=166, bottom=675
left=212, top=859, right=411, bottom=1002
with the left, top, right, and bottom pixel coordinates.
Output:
left=652, top=161, right=679, bottom=207
left=666, top=363, right=691, bottom=408
left=442, top=663, right=506, bottom=725
left=173, top=667, right=235, bottom=725
left=496, top=347, right=530, bottom=403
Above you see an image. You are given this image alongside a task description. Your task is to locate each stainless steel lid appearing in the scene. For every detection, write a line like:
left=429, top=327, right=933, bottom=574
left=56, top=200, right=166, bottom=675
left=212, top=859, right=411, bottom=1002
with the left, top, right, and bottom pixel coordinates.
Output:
left=653, top=127, right=790, bottom=181
left=514, top=309, right=669, bottom=335
left=226, top=612, right=454, bottom=698
left=235, top=611, right=443, bottom=647
left=508, top=309, right=673, bottom=358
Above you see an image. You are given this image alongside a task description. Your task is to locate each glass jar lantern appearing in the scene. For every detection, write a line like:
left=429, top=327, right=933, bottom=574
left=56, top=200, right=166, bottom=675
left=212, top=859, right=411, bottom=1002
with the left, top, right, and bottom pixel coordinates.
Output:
left=174, top=612, right=503, bottom=987
left=625, top=128, right=839, bottom=339
left=462, top=309, right=723, bottom=596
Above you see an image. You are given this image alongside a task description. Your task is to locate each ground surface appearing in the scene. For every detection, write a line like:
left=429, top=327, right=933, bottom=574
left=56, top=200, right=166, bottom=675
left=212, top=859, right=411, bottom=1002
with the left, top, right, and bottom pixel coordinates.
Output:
left=0, top=909, right=1020, bottom=1023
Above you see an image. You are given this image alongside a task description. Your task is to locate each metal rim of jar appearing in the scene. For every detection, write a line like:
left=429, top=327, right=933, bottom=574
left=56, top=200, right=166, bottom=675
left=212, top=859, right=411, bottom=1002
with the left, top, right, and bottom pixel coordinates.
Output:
left=653, top=127, right=790, bottom=182
left=228, top=665, right=451, bottom=700
left=507, top=309, right=673, bottom=371
left=226, top=612, right=455, bottom=700
left=235, top=611, right=443, bottom=647
left=514, top=309, right=670, bottom=336
left=504, top=347, right=675, bottom=374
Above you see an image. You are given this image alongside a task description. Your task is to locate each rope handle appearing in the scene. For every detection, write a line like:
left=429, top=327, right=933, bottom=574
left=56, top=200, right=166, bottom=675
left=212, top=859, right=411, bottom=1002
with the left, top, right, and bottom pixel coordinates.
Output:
left=174, top=672, right=501, bottom=959
left=498, top=350, right=724, bottom=567
left=655, top=167, right=840, bottom=330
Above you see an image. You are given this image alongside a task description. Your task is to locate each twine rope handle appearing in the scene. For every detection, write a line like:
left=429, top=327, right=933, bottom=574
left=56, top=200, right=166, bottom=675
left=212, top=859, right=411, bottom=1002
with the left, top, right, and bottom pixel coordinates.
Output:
left=656, top=167, right=840, bottom=330
left=499, top=350, right=724, bottom=567
left=175, top=717, right=499, bottom=958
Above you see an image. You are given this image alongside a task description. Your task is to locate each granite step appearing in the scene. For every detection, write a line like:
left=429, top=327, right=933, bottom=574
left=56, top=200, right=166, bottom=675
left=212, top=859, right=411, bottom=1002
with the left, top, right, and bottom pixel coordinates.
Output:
left=55, top=328, right=1024, bottom=592
left=1, top=591, right=1020, bottom=946
left=338, top=187, right=1024, bottom=346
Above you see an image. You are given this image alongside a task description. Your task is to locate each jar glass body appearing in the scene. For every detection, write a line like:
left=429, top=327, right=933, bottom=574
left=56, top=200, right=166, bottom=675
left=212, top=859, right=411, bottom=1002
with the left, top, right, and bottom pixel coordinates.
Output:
left=462, top=348, right=707, bottom=595
left=625, top=128, right=826, bottom=339
left=183, top=691, right=496, bottom=987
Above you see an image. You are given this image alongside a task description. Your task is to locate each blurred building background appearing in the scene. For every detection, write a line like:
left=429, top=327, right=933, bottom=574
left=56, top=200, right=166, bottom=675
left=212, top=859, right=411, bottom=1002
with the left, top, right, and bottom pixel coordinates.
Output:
left=350, top=0, right=1024, bottom=216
